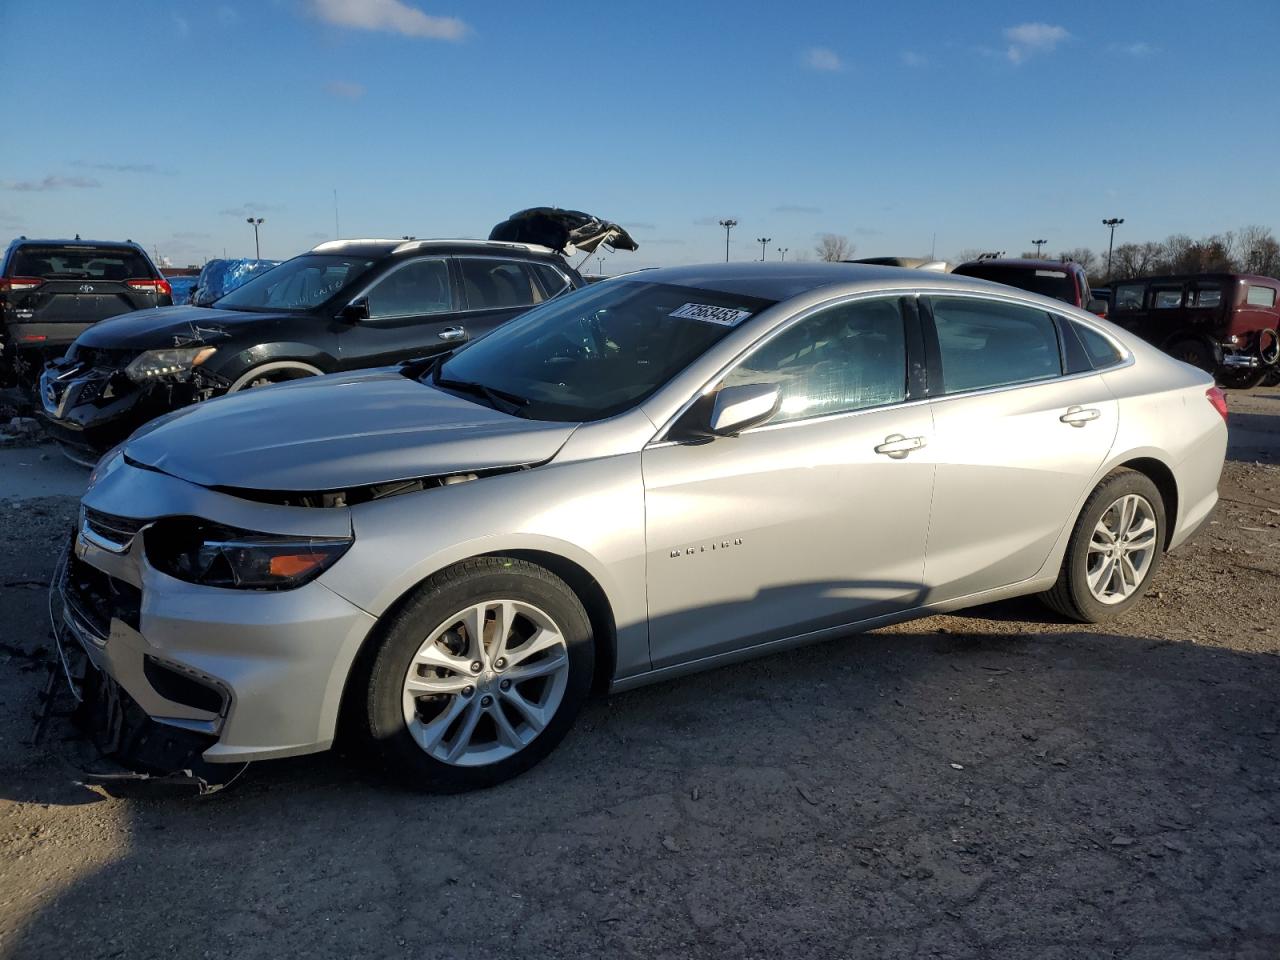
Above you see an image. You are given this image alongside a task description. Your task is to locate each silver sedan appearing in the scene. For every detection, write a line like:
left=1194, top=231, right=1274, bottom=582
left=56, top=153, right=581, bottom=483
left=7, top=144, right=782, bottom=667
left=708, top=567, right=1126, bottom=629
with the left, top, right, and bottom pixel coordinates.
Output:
left=59, top=263, right=1227, bottom=791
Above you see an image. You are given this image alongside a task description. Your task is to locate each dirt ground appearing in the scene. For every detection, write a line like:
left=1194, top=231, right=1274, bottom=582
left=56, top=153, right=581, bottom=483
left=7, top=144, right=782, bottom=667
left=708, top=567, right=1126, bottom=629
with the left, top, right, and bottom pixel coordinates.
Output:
left=1, top=390, right=1279, bottom=959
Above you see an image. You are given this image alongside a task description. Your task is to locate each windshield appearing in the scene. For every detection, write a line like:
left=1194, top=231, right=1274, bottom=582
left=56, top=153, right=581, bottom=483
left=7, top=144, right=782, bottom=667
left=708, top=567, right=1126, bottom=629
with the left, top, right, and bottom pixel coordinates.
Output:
left=956, top=264, right=1078, bottom=304
left=215, top=254, right=375, bottom=311
left=434, top=280, right=776, bottom=421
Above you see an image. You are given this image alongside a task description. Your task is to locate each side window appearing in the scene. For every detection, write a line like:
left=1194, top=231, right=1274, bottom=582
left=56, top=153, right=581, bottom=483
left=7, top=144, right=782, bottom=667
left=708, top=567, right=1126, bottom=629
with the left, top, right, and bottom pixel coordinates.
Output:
left=1152, top=287, right=1184, bottom=309
left=531, top=263, right=571, bottom=299
left=1068, top=319, right=1124, bottom=369
left=1246, top=285, right=1278, bottom=308
left=1192, top=285, right=1223, bottom=308
left=930, top=297, right=1062, bottom=393
left=365, top=259, right=451, bottom=319
left=1113, top=283, right=1144, bottom=311
left=458, top=259, right=540, bottom=310
left=719, top=298, right=907, bottom=425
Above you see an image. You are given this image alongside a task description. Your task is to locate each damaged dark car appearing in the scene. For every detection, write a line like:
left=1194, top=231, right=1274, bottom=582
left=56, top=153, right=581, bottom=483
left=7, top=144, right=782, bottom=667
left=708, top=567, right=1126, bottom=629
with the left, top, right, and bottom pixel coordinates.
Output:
left=39, top=212, right=635, bottom=464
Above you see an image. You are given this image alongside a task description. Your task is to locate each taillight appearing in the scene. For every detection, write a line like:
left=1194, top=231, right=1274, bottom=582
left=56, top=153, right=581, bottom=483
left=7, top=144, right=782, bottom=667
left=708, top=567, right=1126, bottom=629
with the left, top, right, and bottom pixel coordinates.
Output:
left=1206, top=386, right=1228, bottom=422
left=0, top=277, right=45, bottom=293
left=125, top=278, right=172, bottom=296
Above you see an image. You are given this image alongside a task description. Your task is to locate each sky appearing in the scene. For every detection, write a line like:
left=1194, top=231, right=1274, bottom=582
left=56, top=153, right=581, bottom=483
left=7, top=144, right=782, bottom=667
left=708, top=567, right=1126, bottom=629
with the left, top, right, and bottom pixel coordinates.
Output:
left=1, top=0, right=1278, bottom=272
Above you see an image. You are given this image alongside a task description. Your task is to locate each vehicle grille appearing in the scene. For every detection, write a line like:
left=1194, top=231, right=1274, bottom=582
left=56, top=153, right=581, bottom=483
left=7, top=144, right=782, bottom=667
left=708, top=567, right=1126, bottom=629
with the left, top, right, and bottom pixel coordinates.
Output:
left=63, top=550, right=142, bottom=638
left=82, top=506, right=148, bottom=552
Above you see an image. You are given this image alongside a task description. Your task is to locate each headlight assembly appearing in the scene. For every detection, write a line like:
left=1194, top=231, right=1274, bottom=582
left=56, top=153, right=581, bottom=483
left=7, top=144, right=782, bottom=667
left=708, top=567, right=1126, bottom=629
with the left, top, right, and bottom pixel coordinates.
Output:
left=124, top=346, right=217, bottom=383
left=146, top=518, right=352, bottom=590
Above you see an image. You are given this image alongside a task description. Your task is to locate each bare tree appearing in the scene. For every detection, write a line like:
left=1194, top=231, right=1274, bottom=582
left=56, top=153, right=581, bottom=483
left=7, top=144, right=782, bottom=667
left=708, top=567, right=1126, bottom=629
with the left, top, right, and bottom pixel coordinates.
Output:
left=815, top=234, right=853, bottom=262
left=1237, top=225, right=1280, bottom=277
left=953, top=248, right=987, bottom=265
left=1057, top=247, right=1098, bottom=276
left=1110, top=241, right=1163, bottom=279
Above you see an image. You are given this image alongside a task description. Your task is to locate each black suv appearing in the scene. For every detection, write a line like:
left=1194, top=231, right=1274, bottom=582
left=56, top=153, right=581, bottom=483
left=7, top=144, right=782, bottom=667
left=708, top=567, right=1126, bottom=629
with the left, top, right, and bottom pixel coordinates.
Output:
left=1, top=238, right=171, bottom=387
left=39, top=238, right=585, bottom=463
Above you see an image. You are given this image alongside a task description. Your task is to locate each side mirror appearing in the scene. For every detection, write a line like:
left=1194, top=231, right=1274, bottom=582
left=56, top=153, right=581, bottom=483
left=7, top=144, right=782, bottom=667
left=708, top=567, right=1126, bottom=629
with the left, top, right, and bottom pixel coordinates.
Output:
left=709, top=383, right=780, bottom=436
left=1086, top=298, right=1109, bottom=318
left=341, top=297, right=370, bottom=322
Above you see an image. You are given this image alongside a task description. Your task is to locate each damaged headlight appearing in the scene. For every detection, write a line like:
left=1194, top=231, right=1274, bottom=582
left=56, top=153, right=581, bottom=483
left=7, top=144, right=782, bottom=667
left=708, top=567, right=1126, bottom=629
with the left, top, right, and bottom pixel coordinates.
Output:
left=146, top=518, right=352, bottom=590
left=124, top=346, right=217, bottom=383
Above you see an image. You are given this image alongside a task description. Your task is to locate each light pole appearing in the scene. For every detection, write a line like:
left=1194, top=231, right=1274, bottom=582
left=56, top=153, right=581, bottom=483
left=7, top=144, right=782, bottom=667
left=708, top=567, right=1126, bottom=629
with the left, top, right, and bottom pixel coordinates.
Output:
left=596, top=256, right=605, bottom=276
left=718, top=218, right=737, bottom=262
left=778, top=246, right=788, bottom=262
left=246, top=217, right=264, bottom=259
left=1032, top=238, right=1047, bottom=257
left=756, top=236, right=772, bottom=261
left=1102, top=217, right=1124, bottom=281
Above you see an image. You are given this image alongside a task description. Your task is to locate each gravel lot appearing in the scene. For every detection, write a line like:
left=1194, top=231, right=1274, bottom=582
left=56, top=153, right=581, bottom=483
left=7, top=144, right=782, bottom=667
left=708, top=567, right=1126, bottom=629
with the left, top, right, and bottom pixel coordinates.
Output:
left=2, top=390, right=1279, bottom=959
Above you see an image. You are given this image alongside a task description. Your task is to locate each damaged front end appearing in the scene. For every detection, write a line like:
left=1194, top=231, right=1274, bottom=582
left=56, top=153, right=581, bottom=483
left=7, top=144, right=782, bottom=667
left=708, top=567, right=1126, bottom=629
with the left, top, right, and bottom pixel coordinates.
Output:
left=39, top=326, right=232, bottom=463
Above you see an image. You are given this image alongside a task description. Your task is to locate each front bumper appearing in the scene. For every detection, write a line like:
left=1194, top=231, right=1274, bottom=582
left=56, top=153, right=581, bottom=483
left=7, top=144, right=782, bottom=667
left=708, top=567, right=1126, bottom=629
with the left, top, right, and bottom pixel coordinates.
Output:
left=58, top=465, right=377, bottom=766
left=38, top=362, right=167, bottom=458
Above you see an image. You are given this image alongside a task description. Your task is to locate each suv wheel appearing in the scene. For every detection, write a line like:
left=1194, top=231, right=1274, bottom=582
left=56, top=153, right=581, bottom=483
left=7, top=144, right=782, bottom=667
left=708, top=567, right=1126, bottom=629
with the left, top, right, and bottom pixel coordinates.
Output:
left=364, top=557, right=594, bottom=792
left=1042, top=469, right=1166, bottom=623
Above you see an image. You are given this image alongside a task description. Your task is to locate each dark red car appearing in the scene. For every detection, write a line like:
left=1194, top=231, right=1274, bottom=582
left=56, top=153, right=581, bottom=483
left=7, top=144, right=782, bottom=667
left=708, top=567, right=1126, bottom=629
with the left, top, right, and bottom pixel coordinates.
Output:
left=1107, top=273, right=1280, bottom=388
left=952, top=258, right=1105, bottom=313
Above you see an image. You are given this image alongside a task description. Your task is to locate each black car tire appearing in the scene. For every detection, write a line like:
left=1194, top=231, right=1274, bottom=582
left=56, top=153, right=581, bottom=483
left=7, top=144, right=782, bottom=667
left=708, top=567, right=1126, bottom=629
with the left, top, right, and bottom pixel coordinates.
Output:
left=1168, top=338, right=1216, bottom=373
left=1041, top=469, right=1167, bottom=623
left=1219, top=367, right=1267, bottom=390
left=364, top=557, right=594, bottom=792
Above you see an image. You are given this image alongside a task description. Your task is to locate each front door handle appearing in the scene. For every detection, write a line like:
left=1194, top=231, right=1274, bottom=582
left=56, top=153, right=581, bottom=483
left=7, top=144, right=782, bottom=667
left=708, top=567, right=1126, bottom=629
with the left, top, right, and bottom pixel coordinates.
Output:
left=874, top=434, right=927, bottom=459
left=438, top=326, right=467, bottom=342
left=1060, top=406, right=1101, bottom=427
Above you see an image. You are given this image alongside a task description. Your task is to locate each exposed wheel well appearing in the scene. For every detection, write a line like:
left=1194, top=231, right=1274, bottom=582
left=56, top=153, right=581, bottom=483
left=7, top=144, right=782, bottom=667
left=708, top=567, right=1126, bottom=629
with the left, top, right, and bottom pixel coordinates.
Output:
left=335, top=551, right=619, bottom=744
left=1115, top=457, right=1179, bottom=550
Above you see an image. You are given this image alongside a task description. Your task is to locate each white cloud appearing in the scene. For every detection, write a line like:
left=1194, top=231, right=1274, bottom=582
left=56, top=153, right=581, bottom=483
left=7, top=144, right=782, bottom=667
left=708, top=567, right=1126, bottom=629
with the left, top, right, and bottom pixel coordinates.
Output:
left=802, top=47, right=844, bottom=73
left=1109, top=40, right=1155, bottom=57
left=325, top=80, right=367, bottom=100
left=2, top=175, right=100, bottom=192
left=900, top=50, right=928, bottom=67
left=1003, top=22, right=1069, bottom=64
left=305, top=0, right=468, bottom=41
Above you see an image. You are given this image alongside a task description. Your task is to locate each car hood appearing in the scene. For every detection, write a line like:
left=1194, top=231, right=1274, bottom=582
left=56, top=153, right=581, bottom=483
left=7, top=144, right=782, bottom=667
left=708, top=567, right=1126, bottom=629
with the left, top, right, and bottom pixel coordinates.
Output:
left=75, top=305, right=292, bottom=351
left=123, top=369, right=579, bottom=491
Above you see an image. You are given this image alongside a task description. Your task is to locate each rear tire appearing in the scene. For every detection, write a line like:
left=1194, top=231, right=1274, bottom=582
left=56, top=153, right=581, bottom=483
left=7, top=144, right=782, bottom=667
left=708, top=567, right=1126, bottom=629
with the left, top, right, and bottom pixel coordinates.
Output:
left=1219, top=367, right=1267, bottom=390
left=363, top=557, right=594, bottom=792
left=1041, top=469, right=1167, bottom=623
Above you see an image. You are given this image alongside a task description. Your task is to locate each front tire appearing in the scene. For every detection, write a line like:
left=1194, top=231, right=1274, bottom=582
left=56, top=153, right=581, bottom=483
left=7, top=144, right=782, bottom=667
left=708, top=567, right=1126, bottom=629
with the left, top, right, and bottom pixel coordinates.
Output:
left=1041, top=469, right=1166, bottom=623
left=364, top=557, right=594, bottom=792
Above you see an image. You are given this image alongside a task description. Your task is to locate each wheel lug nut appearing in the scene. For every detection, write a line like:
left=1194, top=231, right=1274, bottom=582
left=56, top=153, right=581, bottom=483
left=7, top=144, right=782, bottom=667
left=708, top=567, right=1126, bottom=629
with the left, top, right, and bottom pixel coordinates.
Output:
left=481, top=695, right=493, bottom=707
left=461, top=685, right=474, bottom=698
left=500, top=679, right=511, bottom=691
left=470, top=661, right=483, bottom=673
left=495, top=657, right=506, bottom=669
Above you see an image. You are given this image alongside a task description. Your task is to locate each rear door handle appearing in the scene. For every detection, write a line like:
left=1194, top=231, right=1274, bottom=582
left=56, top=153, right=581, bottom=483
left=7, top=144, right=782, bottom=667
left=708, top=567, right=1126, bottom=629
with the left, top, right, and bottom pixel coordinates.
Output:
left=438, top=326, right=467, bottom=342
left=1060, top=406, right=1101, bottom=427
left=874, top=434, right=927, bottom=459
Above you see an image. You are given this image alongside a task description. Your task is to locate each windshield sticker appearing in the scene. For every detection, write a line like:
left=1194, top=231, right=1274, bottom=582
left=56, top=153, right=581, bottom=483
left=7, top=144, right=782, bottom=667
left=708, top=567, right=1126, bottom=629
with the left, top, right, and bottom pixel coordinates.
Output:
left=669, top=302, right=753, bottom=326
left=1035, top=270, right=1068, bottom=278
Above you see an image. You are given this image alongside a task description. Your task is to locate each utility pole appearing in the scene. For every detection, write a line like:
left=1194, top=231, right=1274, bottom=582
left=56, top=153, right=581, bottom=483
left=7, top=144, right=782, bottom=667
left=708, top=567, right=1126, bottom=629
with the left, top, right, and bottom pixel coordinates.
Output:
left=1032, top=238, right=1047, bottom=257
left=596, top=256, right=605, bottom=276
left=333, top=188, right=340, bottom=238
left=778, top=246, right=788, bottom=262
left=718, top=219, right=737, bottom=262
left=756, top=236, right=772, bottom=261
left=1102, top=217, right=1124, bottom=281
left=246, top=217, right=264, bottom=258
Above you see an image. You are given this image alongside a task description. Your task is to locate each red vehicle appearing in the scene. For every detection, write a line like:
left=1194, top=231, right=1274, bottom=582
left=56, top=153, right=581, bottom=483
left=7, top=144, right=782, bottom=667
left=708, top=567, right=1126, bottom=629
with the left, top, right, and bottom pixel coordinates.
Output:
left=952, top=258, right=1105, bottom=314
left=1106, top=273, right=1280, bottom=388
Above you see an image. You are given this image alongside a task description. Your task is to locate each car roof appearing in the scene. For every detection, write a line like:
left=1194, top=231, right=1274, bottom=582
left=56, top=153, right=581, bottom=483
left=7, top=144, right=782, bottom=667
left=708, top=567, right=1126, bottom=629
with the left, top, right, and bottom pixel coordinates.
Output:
left=1113, top=272, right=1280, bottom=287
left=307, top=238, right=561, bottom=259
left=6, top=237, right=146, bottom=250
left=956, top=258, right=1083, bottom=271
left=611, top=261, right=1005, bottom=301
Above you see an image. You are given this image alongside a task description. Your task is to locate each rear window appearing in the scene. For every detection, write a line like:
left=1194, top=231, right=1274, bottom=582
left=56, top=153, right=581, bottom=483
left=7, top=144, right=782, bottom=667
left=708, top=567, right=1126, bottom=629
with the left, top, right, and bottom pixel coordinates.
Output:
left=1246, top=285, right=1277, bottom=308
left=954, top=264, right=1077, bottom=304
left=8, top=244, right=154, bottom=281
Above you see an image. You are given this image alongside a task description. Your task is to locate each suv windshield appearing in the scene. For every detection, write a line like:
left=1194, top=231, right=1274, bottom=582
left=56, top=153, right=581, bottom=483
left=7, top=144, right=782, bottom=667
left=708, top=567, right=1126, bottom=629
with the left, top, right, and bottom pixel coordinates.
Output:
left=9, top=244, right=153, bottom=280
left=434, top=280, right=777, bottom=421
left=215, top=254, right=375, bottom=312
left=955, top=264, right=1078, bottom=304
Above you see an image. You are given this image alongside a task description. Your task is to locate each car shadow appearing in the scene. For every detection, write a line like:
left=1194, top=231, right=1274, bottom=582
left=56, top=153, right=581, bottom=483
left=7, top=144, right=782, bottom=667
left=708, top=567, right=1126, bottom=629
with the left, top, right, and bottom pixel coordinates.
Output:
left=6, top=619, right=1280, bottom=957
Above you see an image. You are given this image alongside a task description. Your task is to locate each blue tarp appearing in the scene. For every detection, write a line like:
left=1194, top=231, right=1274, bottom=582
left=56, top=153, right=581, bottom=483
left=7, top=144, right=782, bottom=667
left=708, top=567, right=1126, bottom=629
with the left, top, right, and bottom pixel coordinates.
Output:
left=164, top=275, right=199, bottom=305
left=191, top=258, right=281, bottom=306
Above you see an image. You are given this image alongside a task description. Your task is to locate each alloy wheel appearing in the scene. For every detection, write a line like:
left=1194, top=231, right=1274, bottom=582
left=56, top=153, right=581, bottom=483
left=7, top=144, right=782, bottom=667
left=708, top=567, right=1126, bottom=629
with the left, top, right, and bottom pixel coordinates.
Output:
left=1086, top=494, right=1158, bottom=604
left=402, top=600, right=570, bottom=767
